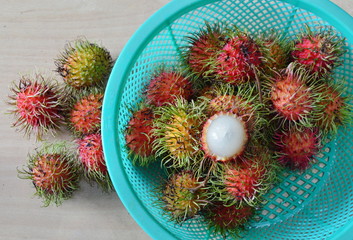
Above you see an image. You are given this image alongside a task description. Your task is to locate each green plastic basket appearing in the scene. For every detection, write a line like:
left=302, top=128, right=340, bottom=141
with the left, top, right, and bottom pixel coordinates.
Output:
left=102, top=0, right=353, bottom=239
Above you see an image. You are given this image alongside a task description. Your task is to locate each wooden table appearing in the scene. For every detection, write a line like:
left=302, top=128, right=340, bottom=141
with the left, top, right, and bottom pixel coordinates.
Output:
left=0, top=1, right=352, bottom=239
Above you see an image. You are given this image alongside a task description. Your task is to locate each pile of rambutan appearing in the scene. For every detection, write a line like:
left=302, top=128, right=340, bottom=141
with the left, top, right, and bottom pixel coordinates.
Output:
left=124, top=22, right=352, bottom=238
left=8, top=38, right=114, bottom=206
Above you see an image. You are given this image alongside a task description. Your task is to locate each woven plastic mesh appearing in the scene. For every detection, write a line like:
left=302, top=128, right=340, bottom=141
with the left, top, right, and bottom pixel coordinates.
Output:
left=115, top=0, right=353, bottom=239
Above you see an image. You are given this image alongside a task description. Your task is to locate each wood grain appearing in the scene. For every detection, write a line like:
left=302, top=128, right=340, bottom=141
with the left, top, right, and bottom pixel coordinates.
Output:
left=0, top=1, right=351, bottom=239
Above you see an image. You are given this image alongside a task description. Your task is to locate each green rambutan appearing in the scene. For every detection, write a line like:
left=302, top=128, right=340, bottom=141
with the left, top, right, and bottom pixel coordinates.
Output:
left=17, top=142, right=80, bottom=206
left=314, top=80, right=353, bottom=134
left=125, top=105, right=157, bottom=166
left=55, top=39, right=113, bottom=89
left=7, top=73, right=65, bottom=140
left=291, top=25, right=346, bottom=77
left=77, top=133, right=113, bottom=191
left=212, top=29, right=264, bottom=85
left=146, top=69, right=193, bottom=107
left=161, top=170, right=209, bottom=223
left=274, top=127, right=320, bottom=171
left=153, top=98, right=206, bottom=169
left=68, top=90, right=103, bottom=136
left=259, top=30, right=292, bottom=74
left=203, top=202, right=254, bottom=238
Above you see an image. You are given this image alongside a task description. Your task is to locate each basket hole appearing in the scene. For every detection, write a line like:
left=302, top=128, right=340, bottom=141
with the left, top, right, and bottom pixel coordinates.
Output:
left=276, top=198, right=283, bottom=203
left=275, top=188, right=282, bottom=193
left=297, top=180, right=304, bottom=185
left=297, top=189, right=304, bottom=195
left=311, top=178, right=319, bottom=184
left=283, top=202, right=290, bottom=207
left=282, top=192, right=289, bottom=198
left=269, top=204, right=276, bottom=209
left=291, top=186, right=298, bottom=191
left=276, top=208, right=283, bottom=213
left=268, top=213, right=277, bottom=219
left=262, top=209, right=269, bottom=215
left=290, top=176, right=297, bottom=181
left=304, top=184, right=312, bottom=189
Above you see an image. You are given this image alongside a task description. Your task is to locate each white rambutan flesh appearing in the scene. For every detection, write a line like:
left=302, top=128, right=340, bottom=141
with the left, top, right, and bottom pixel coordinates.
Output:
left=202, top=113, right=248, bottom=161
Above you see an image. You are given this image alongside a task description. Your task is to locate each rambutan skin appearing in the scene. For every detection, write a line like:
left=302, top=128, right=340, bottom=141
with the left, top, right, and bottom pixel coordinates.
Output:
left=146, top=71, right=193, bottom=107
left=215, top=34, right=263, bottom=85
left=274, top=127, right=320, bottom=170
left=8, top=74, right=65, bottom=140
left=125, top=106, right=156, bottom=163
left=69, top=93, right=103, bottom=135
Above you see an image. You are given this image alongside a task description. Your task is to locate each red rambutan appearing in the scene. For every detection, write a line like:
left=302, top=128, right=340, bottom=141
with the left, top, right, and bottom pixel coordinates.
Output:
left=203, top=202, right=254, bottom=237
left=68, top=91, right=103, bottom=135
left=77, top=133, right=113, bottom=191
left=291, top=26, right=345, bottom=76
left=17, top=142, right=80, bottom=206
left=214, top=32, right=263, bottom=85
left=274, top=127, right=320, bottom=170
left=125, top=106, right=157, bottom=166
left=8, top=74, right=65, bottom=140
left=146, top=70, right=193, bottom=107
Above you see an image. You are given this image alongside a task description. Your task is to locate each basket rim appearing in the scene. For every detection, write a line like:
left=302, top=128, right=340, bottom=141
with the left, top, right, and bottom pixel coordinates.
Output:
left=102, top=0, right=353, bottom=239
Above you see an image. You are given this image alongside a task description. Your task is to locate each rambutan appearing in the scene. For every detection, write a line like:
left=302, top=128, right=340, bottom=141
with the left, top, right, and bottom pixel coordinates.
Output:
left=268, top=63, right=321, bottom=127
left=203, top=202, right=254, bottom=238
left=68, top=90, right=103, bottom=136
left=314, top=81, right=352, bottom=134
left=17, top=142, right=80, bottom=206
left=77, top=133, right=113, bottom=191
left=55, top=39, right=113, bottom=89
left=183, top=22, right=225, bottom=79
left=213, top=30, right=263, bottom=85
left=125, top=105, right=157, bottom=166
left=201, top=112, right=248, bottom=162
left=274, top=127, right=320, bottom=170
left=153, top=98, right=206, bottom=169
left=8, top=73, right=65, bottom=140
left=161, top=170, right=209, bottom=223
left=211, top=151, right=279, bottom=206
left=260, top=31, right=291, bottom=74
left=146, top=69, right=193, bottom=107
left=291, top=26, right=346, bottom=77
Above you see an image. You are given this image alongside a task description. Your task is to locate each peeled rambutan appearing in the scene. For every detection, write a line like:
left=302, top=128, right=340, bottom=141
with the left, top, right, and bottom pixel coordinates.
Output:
left=161, top=170, right=208, bottom=223
left=314, top=81, right=352, bottom=134
left=8, top=74, right=65, bottom=140
left=77, top=133, right=113, bottom=191
left=55, top=39, right=113, bottom=89
left=213, top=31, right=263, bottom=85
left=153, top=98, right=206, bottom=169
left=203, top=202, right=254, bottom=238
left=17, top=142, right=80, bottom=206
left=146, top=70, right=193, bottom=107
left=201, top=112, right=248, bottom=162
left=125, top=106, right=157, bottom=166
left=269, top=63, right=321, bottom=127
left=183, top=22, right=225, bottom=78
left=274, top=127, right=320, bottom=170
left=291, top=26, right=345, bottom=76
left=68, top=91, right=103, bottom=136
